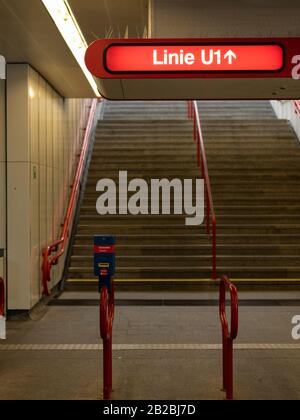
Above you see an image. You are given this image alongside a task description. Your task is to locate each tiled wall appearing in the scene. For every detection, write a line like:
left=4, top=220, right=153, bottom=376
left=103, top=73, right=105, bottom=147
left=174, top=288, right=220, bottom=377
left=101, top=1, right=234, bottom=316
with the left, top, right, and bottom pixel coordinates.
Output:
left=0, top=76, right=5, bottom=296
left=271, top=101, right=300, bottom=143
left=6, top=64, right=93, bottom=310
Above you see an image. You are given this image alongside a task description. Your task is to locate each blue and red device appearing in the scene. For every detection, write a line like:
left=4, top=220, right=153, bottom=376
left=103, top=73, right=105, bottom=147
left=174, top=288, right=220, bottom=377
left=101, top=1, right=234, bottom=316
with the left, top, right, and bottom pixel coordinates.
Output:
left=94, top=236, right=116, bottom=292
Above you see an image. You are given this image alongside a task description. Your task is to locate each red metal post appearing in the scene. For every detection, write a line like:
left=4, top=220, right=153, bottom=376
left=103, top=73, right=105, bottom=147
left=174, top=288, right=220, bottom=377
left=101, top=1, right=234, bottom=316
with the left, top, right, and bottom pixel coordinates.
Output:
left=212, top=220, right=217, bottom=280
left=225, top=338, right=234, bottom=401
left=192, top=100, right=217, bottom=280
left=100, top=285, right=115, bottom=400
left=197, top=134, right=201, bottom=168
left=219, top=276, right=238, bottom=400
left=103, top=337, right=112, bottom=400
left=222, top=332, right=227, bottom=391
left=206, top=188, right=210, bottom=235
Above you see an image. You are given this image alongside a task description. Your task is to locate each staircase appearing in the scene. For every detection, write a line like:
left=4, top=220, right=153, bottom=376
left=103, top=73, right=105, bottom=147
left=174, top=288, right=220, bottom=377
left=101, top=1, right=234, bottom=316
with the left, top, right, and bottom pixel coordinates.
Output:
left=202, top=100, right=300, bottom=281
left=67, top=101, right=211, bottom=286
left=66, top=100, right=300, bottom=288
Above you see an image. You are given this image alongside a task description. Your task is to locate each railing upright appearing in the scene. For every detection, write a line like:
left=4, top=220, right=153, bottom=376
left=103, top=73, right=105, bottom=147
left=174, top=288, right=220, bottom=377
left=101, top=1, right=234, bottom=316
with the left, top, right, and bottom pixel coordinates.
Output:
left=0, top=277, right=4, bottom=317
left=293, top=100, right=300, bottom=117
left=188, top=101, right=217, bottom=279
left=219, top=275, right=239, bottom=400
left=100, top=283, right=115, bottom=400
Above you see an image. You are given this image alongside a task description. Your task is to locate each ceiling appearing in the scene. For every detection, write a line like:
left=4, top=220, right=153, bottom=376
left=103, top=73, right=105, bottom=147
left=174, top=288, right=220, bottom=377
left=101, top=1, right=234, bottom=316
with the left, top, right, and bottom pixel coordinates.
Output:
left=69, top=0, right=149, bottom=42
left=0, top=0, right=148, bottom=98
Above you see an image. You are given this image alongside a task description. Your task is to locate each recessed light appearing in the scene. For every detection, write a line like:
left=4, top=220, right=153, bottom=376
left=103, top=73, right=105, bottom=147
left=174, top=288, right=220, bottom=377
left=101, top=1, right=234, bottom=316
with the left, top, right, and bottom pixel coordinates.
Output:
left=41, top=0, right=100, bottom=97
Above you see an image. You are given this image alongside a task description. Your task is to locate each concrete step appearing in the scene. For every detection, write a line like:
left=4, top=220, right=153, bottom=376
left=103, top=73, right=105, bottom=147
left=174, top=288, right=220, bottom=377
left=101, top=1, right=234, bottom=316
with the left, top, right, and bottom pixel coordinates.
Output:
left=73, top=233, right=300, bottom=246
left=87, top=162, right=300, bottom=171
left=93, top=144, right=297, bottom=154
left=75, top=224, right=300, bottom=235
left=67, top=266, right=300, bottom=280
left=70, top=254, right=300, bottom=268
left=77, top=214, right=300, bottom=225
left=96, top=126, right=291, bottom=135
left=89, top=154, right=198, bottom=163
left=79, top=205, right=300, bottom=216
left=90, top=149, right=299, bottom=160
left=72, top=244, right=300, bottom=257
left=86, top=170, right=200, bottom=179
left=85, top=169, right=300, bottom=179
left=81, top=197, right=300, bottom=207
left=95, top=133, right=295, bottom=140
left=98, top=120, right=288, bottom=129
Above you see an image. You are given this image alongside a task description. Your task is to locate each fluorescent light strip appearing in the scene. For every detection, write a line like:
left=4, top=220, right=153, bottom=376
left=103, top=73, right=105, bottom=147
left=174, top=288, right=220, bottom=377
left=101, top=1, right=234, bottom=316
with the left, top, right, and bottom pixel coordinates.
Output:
left=41, top=0, right=100, bottom=97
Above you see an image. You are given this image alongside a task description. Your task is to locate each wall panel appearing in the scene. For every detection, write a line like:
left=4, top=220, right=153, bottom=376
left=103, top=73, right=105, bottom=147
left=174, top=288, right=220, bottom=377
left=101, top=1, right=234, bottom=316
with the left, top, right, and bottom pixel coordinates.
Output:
left=0, top=79, right=6, bottom=251
left=7, top=64, right=93, bottom=310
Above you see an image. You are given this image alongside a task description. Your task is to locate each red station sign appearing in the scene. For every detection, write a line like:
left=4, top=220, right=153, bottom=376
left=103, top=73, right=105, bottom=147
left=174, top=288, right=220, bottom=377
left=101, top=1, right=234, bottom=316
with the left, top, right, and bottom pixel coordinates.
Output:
left=105, top=44, right=284, bottom=73
left=85, top=38, right=300, bottom=80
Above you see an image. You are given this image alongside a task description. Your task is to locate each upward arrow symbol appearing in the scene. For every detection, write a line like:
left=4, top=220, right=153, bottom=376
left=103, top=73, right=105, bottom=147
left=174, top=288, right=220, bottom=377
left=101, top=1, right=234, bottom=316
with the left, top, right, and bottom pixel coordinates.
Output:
left=224, top=50, right=237, bottom=65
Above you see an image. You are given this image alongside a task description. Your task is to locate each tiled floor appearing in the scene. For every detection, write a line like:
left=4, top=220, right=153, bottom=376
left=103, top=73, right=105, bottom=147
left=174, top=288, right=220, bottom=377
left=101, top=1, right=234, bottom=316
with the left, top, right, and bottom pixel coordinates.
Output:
left=0, top=290, right=300, bottom=400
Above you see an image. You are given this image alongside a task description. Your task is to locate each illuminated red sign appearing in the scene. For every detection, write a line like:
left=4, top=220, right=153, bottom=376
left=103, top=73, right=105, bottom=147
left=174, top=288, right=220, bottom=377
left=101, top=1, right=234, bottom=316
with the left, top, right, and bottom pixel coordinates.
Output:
left=85, top=38, right=300, bottom=80
left=105, top=44, right=284, bottom=74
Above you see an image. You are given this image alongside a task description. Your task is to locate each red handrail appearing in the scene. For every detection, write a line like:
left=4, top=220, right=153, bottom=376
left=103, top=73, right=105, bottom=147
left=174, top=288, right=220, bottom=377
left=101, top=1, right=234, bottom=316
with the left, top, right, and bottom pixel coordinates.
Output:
left=0, top=277, right=4, bottom=317
left=219, top=275, right=239, bottom=401
left=42, top=99, right=98, bottom=296
left=293, top=100, right=300, bottom=117
left=188, top=101, right=217, bottom=279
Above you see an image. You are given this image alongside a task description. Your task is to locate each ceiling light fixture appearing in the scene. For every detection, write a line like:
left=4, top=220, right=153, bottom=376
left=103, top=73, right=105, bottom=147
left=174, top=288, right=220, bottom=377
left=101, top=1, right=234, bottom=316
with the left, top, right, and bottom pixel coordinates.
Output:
left=41, top=0, right=100, bottom=97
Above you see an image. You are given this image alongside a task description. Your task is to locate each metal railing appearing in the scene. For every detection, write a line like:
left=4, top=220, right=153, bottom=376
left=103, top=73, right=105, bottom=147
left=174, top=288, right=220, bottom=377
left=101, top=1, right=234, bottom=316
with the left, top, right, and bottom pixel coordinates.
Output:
left=188, top=101, right=217, bottom=279
left=0, top=277, right=4, bottom=317
left=42, top=99, right=98, bottom=296
left=100, top=282, right=115, bottom=400
left=219, top=275, right=239, bottom=400
left=293, top=100, right=300, bottom=117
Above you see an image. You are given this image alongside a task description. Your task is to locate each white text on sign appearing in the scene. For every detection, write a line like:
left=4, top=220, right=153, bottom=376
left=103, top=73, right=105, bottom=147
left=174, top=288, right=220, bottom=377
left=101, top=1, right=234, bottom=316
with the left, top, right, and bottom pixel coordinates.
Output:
left=153, top=49, right=237, bottom=66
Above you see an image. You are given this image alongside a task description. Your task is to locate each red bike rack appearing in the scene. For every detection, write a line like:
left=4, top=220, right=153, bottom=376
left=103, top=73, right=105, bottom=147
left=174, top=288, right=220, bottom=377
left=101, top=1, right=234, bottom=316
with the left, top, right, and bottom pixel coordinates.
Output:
left=100, top=283, right=115, bottom=400
left=219, top=276, right=239, bottom=400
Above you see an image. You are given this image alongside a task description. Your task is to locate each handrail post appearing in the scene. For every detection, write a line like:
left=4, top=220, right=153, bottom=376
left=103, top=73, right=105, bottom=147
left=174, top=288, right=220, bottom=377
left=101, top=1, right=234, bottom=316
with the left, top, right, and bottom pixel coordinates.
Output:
left=206, top=188, right=210, bottom=235
left=193, top=107, right=196, bottom=142
left=100, top=285, right=114, bottom=400
left=192, top=100, right=218, bottom=281
left=219, top=276, right=239, bottom=400
left=187, top=101, right=191, bottom=119
left=197, top=133, right=201, bottom=168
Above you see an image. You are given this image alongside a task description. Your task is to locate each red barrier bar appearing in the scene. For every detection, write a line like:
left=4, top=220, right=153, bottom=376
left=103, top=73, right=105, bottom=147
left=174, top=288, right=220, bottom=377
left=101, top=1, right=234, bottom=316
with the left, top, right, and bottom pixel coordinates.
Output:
left=293, top=100, right=300, bottom=117
left=187, top=101, right=217, bottom=279
left=0, top=277, right=4, bottom=317
left=219, top=276, right=239, bottom=400
left=42, top=99, right=98, bottom=296
left=100, top=283, right=115, bottom=400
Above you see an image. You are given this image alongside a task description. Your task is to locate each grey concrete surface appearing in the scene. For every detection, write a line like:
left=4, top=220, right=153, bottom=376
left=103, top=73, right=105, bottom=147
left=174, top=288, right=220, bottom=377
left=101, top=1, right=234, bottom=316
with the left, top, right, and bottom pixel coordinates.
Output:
left=0, top=291, right=300, bottom=400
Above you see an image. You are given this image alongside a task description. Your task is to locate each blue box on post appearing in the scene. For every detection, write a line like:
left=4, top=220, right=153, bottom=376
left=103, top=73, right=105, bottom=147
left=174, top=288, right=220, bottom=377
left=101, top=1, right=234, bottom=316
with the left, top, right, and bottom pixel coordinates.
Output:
left=94, top=236, right=116, bottom=292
